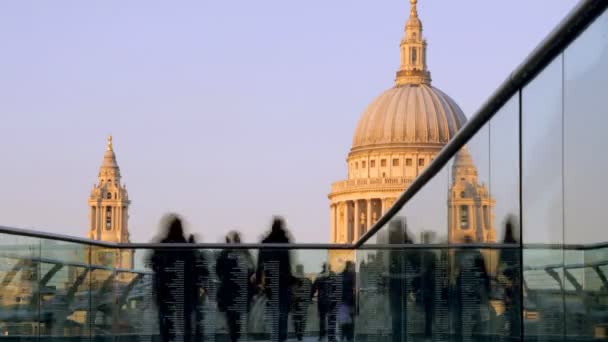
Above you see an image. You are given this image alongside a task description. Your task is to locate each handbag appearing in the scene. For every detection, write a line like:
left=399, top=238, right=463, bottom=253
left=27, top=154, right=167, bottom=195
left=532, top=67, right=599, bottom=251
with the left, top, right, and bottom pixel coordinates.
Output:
left=248, top=293, right=269, bottom=333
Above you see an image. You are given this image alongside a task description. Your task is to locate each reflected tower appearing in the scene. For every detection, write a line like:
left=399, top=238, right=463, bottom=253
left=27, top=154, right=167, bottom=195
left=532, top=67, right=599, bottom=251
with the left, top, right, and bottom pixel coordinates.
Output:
left=328, top=0, right=467, bottom=268
left=447, top=147, right=496, bottom=243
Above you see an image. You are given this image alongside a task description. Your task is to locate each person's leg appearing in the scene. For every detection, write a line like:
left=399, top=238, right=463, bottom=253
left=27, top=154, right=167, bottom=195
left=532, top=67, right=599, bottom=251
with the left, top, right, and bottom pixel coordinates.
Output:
left=279, top=308, right=289, bottom=342
left=319, top=308, right=327, bottom=339
left=294, top=313, right=303, bottom=340
left=328, top=305, right=337, bottom=342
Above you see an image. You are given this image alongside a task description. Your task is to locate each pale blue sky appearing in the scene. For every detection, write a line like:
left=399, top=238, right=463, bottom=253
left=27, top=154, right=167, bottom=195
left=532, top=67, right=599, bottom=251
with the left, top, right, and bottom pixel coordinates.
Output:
left=0, top=1, right=578, bottom=243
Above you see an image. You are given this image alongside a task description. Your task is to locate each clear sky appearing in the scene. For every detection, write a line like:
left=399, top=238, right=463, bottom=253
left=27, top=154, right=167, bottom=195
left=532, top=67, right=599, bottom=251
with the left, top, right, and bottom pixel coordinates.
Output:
left=0, top=0, right=578, bottom=243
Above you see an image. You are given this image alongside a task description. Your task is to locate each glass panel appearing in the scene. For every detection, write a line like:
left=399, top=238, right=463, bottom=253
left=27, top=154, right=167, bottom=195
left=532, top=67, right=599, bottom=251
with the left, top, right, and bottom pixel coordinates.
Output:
left=522, top=247, right=565, bottom=340
left=39, top=238, right=91, bottom=340
left=522, top=56, right=564, bottom=245
left=522, top=54, right=565, bottom=340
left=356, top=245, right=507, bottom=341
left=490, top=94, right=520, bottom=244
left=88, top=246, right=118, bottom=338
left=563, top=9, right=608, bottom=245
left=447, top=125, right=490, bottom=244
left=0, top=233, right=40, bottom=338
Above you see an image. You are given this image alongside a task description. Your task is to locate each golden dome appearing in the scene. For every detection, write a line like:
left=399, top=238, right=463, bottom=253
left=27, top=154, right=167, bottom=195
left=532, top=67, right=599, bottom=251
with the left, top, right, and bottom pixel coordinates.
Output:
left=350, top=0, right=466, bottom=153
left=351, top=84, right=466, bottom=152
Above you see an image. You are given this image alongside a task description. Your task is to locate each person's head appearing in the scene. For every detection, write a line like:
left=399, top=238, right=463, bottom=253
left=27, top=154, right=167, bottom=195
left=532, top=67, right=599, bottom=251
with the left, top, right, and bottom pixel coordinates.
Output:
left=503, top=215, right=519, bottom=244
left=188, top=234, right=196, bottom=243
left=271, top=217, right=285, bottom=234
left=321, top=262, right=327, bottom=273
left=162, top=214, right=185, bottom=242
left=265, top=216, right=290, bottom=242
left=345, top=261, right=355, bottom=272
left=225, top=230, right=242, bottom=244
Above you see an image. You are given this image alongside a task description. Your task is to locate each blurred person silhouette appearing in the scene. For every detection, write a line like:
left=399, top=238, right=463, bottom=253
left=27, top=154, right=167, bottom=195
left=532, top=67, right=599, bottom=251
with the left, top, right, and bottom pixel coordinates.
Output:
left=386, top=218, right=412, bottom=342
left=497, top=216, right=521, bottom=339
left=149, top=214, right=196, bottom=342
left=454, top=236, right=491, bottom=342
left=216, top=231, right=255, bottom=342
left=339, top=261, right=356, bottom=342
left=256, top=217, right=294, bottom=342
left=414, top=231, right=437, bottom=339
left=291, top=264, right=312, bottom=341
left=188, top=233, right=209, bottom=341
left=312, top=263, right=337, bottom=342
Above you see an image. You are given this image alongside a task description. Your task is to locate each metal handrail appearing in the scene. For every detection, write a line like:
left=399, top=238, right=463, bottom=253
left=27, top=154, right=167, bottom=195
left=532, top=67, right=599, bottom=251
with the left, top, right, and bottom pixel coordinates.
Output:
left=355, top=0, right=608, bottom=247
left=1, top=224, right=606, bottom=250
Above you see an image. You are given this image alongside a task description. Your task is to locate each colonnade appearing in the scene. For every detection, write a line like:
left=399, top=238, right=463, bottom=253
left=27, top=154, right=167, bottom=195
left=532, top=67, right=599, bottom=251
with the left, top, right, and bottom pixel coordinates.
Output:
left=330, top=197, right=396, bottom=243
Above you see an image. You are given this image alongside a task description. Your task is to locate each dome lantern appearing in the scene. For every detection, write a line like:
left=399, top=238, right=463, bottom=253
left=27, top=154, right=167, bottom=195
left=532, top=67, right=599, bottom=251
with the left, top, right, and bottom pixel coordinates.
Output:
left=396, top=0, right=431, bottom=86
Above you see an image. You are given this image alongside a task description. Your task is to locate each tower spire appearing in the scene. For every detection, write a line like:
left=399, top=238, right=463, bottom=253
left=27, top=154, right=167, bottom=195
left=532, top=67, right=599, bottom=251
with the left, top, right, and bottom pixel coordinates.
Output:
left=107, top=135, right=113, bottom=151
left=395, top=0, right=431, bottom=86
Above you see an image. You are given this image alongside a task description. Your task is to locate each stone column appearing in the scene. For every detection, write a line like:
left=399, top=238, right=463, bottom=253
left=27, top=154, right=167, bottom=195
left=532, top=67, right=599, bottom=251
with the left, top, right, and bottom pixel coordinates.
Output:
left=380, top=199, right=385, bottom=215
left=330, top=204, right=336, bottom=243
left=353, top=200, right=360, bottom=241
left=117, top=205, right=122, bottom=241
left=345, top=201, right=352, bottom=242
left=366, top=199, right=372, bottom=231
left=91, top=207, right=96, bottom=233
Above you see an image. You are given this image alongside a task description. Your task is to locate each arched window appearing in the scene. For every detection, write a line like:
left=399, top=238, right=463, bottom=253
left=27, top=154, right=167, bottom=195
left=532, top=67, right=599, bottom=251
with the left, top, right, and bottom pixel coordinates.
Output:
left=460, top=205, right=469, bottom=229
left=105, top=207, right=112, bottom=230
left=107, top=192, right=112, bottom=199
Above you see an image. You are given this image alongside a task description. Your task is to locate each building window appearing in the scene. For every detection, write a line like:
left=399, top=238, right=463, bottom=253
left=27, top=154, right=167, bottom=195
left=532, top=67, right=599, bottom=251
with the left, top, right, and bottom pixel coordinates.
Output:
left=105, top=207, right=112, bottom=230
left=418, top=158, right=425, bottom=167
left=392, top=159, right=399, bottom=167
left=411, top=48, right=417, bottom=64
left=362, top=161, right=366, bottom=168
left=460, top=205, right=469, bottom=229
left=406, top=158, right=413, bottom=166
left=380, top=159, right=387, bottom=167
left=370, top=160, right=376, bottom=168
left=107, top=192, right=112, bottom=199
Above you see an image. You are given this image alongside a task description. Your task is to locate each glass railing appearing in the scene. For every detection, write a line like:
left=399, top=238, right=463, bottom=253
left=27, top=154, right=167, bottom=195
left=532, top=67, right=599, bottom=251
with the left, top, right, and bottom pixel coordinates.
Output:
left=1, top=229, right=607, bottom=341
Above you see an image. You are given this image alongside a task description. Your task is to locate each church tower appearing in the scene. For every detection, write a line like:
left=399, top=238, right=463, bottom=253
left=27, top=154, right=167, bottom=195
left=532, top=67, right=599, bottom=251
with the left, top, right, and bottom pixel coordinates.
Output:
left=447, top=147, right=496, bottom=243
left=88, top=136, right=133, bottom=271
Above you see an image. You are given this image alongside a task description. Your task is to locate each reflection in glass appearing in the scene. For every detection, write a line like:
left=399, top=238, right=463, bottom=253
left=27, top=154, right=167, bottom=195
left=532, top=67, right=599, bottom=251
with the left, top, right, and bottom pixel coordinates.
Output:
left=0, top=235, right=40, bottom=337
left=564, top=10, right=608, bottom=244
left=448, top=124, right=492, bottom=244
left=522, top=57, right=564, bottom=244
left=490, top=94, right=520, bottom=244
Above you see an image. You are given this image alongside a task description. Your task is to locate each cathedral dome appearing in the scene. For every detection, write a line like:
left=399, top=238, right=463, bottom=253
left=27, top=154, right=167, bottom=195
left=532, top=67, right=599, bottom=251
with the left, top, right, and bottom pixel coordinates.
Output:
left=349, top=0, right=466, bottom=153
left=351, top=84, right=466, bottom=151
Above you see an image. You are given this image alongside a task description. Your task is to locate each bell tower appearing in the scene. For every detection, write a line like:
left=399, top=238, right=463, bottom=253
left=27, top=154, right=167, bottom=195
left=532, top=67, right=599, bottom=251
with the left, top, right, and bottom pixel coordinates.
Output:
left=88, top=136, right=133, bottom=271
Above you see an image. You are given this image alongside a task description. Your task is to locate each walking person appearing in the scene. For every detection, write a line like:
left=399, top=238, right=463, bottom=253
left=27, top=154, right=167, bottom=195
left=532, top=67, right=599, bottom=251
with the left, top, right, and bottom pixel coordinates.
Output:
left=149, top=214, right=195, bottom=342
left=256, top=217, right=294, bottom=342
left=216, top=231, right=255, bottom=342
left=339, top=261, right=356, bottom=342
left=312, top=263, right=337, bottom=342
left=291, top=264, right=312, bottom=341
